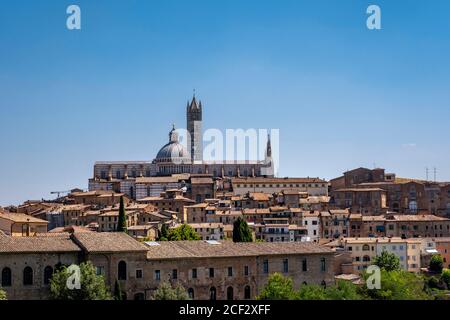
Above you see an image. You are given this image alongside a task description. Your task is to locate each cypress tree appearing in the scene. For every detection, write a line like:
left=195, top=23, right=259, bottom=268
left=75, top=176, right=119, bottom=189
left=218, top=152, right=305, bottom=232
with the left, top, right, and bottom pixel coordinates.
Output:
left=113, top=279, right=124, bottom=300
left=117, top=196, right=127, bottom=232
left=233, top=217, right=253, bottom=242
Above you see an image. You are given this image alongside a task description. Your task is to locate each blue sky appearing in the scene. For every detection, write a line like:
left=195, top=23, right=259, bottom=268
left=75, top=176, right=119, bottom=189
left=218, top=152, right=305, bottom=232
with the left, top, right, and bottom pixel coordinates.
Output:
left=1, top=0, right=450, bottom=205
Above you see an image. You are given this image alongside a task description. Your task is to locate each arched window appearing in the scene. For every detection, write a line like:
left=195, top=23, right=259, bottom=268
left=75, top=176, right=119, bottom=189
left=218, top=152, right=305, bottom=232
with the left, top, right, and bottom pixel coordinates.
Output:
left=43, top=266, right=53, bottom=285
left=227, top=286, right=234, bottom=300
left=188, top=288, right=194, bottom=300
left=244, top=286, right=251, bottom=300
left=134, top=293, right=145, bottom=300
left=362, top=244, right=370, bottom=251
left=363, top=255, right=371, bottom=262
left=209, top=287, right=216, bottom=301
left=118, top=261, right=127, bottom=280
left=23, top=266, right=33, bottom=286
left=1, top=267, right=12, bottom=287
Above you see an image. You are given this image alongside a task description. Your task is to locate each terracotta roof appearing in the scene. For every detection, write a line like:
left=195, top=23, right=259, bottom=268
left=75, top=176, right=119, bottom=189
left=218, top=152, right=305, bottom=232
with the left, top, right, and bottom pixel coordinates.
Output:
left=0, top=232, right=80, bottom=253
left=190, top=223, right=223, bottom=229
left=0, top=213, right=48, bottom=224
left=232, top=177, right=327, bottom=184
left=248, top=193, right=271, bottom=201
left=242, top=208, right=270, bottom=215
left=135, top=177, right=179, bottom=183
left=190, top=177, right=213, bottom=184
left=334, top=188, right=386, bottom=192
left=127, top=225, right=157, bottom=231
left=390, top=215, right=449, bottom=222
left=185, top=203, right=209, bottom=209
left=72, top=232, right=148, bottom=253
left=146, top=241, right=333, bottom=260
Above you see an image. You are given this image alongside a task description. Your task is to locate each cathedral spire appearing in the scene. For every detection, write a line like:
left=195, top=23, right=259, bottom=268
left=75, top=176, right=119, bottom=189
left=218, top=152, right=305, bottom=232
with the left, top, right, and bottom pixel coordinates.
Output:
left=266, top=134, right=272, bottom=158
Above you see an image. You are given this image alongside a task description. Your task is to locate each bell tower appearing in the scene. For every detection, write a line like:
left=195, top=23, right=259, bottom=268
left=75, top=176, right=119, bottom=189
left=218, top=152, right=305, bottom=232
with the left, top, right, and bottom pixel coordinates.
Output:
left=186, top=93, right=203, bottom=162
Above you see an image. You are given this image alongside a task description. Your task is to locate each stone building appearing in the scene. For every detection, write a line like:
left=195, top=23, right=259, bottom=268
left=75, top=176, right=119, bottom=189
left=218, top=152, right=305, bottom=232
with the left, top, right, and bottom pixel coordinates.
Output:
left=143, top=240, right=335, bottom=300
left=325, top=237, right=420, bottom=273
left=0, top=232, right=80, bottom=300
left=137, top=189, right=195, bottom=221
left=0, top=232, right=336, bottom=300
left=330, top=167, right=450, bottom=216
left=0, top=213, right=48, bottom=236
left=232, top=177, right=328, bottom=197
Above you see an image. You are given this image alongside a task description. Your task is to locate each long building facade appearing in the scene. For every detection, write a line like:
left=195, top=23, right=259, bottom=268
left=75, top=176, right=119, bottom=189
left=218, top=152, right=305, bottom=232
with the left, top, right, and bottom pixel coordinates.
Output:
left=0, top=231, right=335, bottom=300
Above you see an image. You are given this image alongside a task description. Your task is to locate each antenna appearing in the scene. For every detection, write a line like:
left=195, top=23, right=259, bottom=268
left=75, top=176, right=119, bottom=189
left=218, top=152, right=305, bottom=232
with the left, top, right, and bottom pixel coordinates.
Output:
left=433, top=167, right=437, bottom=182
left=426, top=167, right=429, bottom=181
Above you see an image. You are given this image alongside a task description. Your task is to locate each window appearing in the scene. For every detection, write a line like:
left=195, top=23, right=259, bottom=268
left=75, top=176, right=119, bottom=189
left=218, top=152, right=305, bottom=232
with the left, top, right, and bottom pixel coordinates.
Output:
left=244, top=286, right=251, bottom=299
left=227, top=286, right=234, bottom=300
left=134, top=293, right=145, bottom=300
left=192, top=268, right=197, bottom=279
left=210, top=287, right=217, bottom=300
left=43, top=266, right=53, bottom=285
left=283, top=259, right=289, bottom=273
left=172, top=269, right=178, bottom=280
left=363, top=255, right=370, bottom=262
left=362, top=244, right=370, bottom=251
left=118, top=261, right=127, bottom=280
left=209, top=268, right=215, bottom=278
left=23, top=266, right=33, bottom=286
left=96, top=266, right=104, bottom=276
left=244, top=266, right=249, bottom=276
left=188, top=288, right=195, bottom=299
left=263, top=259, right=269, bottom=274
left=320, top=258, right=326, bottom=272
left=136, top=269, right=143, bottom=279
left=228, top=267, right=233, bottom=277
left=302, top=259, right=307, bottom=272
left=155, top=270, right=161, bottom=281
left=1, top=267, right=12, bottom=287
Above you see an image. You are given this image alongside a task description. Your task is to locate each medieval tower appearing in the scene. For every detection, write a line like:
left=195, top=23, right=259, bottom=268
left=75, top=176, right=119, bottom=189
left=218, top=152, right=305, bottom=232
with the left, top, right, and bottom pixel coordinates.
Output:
left=186, top=95, right=203, bottom=162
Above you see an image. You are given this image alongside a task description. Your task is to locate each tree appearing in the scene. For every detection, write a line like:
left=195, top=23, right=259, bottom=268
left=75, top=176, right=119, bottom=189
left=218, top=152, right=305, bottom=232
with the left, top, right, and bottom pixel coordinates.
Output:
left=158, top=224, right=170, bottom=241
left=117, top=196, right=127, bottom=232
left=257, top=273, right=298, bottom=300
left=0, top=289, right=6, bottom=300
left=441, top=269, right=450, bottom=288
left=232, top=217, right=253, bottom=242
left=429, top=255, right=444, bottom=273
left=152, top=281, right=190, bottom=300
left=324, top=280, right=366, bottom=300
left=50, top=262, right=112, bottom=300
left=113, top=279, right=126, bottom=300
left=297, top=284, right=327, bottom=300
left=166, top=224, right=201, bottom=241
left=363, top=269, right=430, bottom=300
left=373, top=251, right=401, bottom=271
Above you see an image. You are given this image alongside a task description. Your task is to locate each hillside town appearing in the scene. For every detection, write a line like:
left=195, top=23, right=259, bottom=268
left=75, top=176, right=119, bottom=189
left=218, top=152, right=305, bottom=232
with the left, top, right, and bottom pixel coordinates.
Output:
left=1, top=97, right=450, bottom=300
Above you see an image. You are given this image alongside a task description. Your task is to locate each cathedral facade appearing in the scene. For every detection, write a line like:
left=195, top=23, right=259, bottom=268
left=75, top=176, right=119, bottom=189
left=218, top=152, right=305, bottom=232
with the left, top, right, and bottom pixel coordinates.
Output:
left=89, top=96, right=274, bottom=199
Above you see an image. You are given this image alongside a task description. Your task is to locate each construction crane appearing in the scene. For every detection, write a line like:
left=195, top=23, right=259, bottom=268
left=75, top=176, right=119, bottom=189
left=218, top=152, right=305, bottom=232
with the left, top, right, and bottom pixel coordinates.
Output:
left=50, top=190, right=72, bottom=198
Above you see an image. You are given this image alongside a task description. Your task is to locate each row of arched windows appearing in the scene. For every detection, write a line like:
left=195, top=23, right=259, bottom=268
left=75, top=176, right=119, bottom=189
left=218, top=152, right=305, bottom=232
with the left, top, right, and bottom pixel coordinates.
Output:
left=1, top=266, right=54, bottom=287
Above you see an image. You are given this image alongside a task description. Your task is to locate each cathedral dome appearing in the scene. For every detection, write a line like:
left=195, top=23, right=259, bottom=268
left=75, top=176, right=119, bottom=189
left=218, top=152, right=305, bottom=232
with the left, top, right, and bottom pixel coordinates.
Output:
left=155, top=125, right=191, bottom=164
